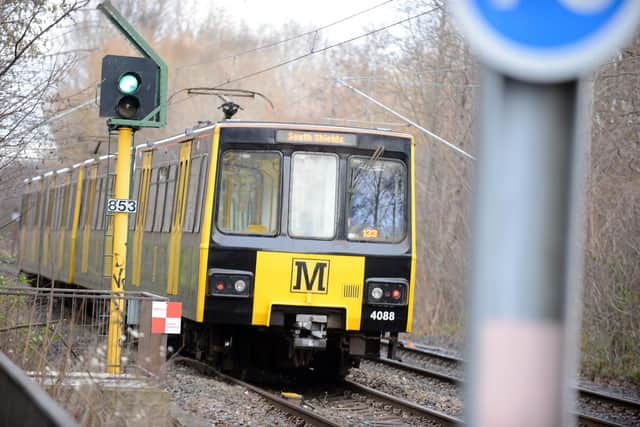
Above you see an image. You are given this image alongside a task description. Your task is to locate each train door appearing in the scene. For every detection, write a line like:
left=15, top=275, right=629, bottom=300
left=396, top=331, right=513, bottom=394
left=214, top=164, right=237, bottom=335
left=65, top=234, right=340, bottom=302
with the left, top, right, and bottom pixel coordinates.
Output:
left=41, top=177, right=55, bottom=276
left=68, top=167, right=84, bottom=284
left=81, top=166, right=97, bottom=274
left=167, top=141, right=192, bottom=295
left=57, top=173, right=71, bottom=279
left=132, top=151, right=152, bottom=286
left=18, top=183, right=30, bottom=270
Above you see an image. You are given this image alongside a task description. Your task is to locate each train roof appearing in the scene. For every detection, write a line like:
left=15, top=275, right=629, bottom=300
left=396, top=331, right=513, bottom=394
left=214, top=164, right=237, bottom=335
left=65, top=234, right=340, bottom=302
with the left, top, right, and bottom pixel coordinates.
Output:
left=24, top=120, right=414, bottom=183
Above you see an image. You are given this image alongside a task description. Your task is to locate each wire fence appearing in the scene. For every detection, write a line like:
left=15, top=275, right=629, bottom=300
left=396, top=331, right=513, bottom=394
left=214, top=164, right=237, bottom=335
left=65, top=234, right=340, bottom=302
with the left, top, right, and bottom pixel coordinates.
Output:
left=0, top=286, right=168, bottom=376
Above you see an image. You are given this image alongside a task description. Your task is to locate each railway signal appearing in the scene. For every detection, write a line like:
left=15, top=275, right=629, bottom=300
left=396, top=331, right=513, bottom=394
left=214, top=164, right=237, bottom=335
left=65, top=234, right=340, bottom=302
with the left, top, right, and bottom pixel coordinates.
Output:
left=99, top=55, right=159, bottom=121
left=98, top=1, right=168, bottom=375
left=451, top=1, right=640, bottom=426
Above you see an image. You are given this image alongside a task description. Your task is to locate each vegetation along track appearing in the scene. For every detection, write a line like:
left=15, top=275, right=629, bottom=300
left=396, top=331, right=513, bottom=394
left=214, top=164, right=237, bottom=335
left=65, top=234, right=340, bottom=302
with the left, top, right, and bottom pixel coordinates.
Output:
left=378, top=339, right=640, bottom=426
left=175, top=357, right=461, bottom=426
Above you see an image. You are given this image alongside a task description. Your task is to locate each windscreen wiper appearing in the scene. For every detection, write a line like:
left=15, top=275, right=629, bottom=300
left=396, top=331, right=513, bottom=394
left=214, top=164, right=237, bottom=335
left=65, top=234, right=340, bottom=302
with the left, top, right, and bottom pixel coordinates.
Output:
left=349, top=145, right=384, bottom=193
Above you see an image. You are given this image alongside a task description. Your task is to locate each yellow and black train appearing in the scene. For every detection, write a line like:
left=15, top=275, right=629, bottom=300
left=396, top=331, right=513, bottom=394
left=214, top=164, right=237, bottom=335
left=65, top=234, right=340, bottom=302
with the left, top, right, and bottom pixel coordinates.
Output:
left=18, top=121, right=415, bottom=375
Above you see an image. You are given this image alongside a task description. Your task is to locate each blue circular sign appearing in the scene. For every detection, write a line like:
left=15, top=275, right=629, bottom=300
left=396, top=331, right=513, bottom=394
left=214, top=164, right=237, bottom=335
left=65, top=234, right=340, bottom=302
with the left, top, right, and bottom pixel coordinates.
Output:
left=451, top=0, right=640, bottom=82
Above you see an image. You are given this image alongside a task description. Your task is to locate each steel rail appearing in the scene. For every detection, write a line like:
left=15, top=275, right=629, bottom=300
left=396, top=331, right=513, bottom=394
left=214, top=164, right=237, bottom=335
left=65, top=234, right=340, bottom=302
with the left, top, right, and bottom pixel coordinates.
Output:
left=381, top=338, right=464, bottom=364
left=578, top=387, right=640, bottom=413
left=342, top=378, right=462, bottom=426
left=379, top=340, right=640, bottom=426
left=375, top=354, right=633, bottom=426
left=577, top=412, right=628, bottom=427
left=370, top=355, right=462, bottom=385
left=174, top=357, right=340, bottom=427
left=389, top=340, right=640, bottom=413
left=177, top=356, right=462, bottom=426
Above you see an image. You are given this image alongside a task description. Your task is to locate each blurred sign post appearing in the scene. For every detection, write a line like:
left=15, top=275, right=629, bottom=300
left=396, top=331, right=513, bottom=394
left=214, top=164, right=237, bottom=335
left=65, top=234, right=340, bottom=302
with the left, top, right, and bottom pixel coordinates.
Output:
left=98, top=1, right=167, bottom=374
left=451, top=1, right=640, bottom=426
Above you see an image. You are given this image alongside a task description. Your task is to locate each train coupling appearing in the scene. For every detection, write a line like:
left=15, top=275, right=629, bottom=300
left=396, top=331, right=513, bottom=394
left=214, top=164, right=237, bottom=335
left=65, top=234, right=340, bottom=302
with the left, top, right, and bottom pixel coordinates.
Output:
left=293, top=314, right=327, bottom=349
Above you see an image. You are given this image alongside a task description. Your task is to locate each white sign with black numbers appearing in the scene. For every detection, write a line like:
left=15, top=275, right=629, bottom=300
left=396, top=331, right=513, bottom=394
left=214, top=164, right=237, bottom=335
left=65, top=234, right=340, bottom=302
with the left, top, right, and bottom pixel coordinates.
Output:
left=106, top=199, right=137, bottom=214
left=370, top=310, right=395, bottom=321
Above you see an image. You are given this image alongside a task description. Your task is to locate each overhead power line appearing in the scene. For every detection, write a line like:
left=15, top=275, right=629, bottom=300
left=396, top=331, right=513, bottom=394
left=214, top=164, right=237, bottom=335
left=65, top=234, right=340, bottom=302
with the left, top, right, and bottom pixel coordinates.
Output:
left=210, top=6, right=441, bottom=90
left=335, top=77, right=475, bottom=161
left=179, top=0, right=397, bottom=70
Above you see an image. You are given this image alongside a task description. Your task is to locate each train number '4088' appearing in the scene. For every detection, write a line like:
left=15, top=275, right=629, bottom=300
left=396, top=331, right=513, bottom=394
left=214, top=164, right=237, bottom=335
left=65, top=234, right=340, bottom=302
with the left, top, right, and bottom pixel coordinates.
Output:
left=369, top=310, right=395, bottom=321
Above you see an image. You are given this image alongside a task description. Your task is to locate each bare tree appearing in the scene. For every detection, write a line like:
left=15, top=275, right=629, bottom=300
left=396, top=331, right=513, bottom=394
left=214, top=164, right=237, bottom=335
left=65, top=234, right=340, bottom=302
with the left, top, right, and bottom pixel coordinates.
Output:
left=582, top=36, right=640, bottom=382
left=0, top=0, right=89, bottom=171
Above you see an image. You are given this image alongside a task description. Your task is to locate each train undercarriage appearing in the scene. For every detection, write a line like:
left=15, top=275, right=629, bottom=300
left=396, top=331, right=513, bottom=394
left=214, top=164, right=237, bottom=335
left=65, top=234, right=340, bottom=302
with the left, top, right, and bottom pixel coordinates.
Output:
left=179, top=317, right=382, bottom=379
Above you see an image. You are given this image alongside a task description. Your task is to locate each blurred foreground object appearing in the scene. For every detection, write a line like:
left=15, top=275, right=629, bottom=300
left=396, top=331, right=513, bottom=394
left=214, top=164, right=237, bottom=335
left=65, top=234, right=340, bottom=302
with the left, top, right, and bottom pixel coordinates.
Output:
left=450, top=1, right=640, bottom=426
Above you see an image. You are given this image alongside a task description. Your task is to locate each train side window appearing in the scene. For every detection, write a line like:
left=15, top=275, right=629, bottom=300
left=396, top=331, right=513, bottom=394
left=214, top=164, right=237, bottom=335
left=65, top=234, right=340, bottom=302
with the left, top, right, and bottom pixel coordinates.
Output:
left=101, top=176, right=111, bottom=230
left=34, top=189, right=42, bottom=228
left=91, top=178, right=100, bottom=229
left=91, top=178, right=99, bottom=229
left=96, top=179, right=104, bottom=230
left=60, top=185, right=67, bottom=230
left=145, top=168, right=158, bottom=232
left=129, top=167, right=141, bottom=231
left=193, top=155, right=207, bottom=234
left=56, top=186, right=63, bottom=229
left=84, top=170, right=97, bottom=229
left=216, top=151, right=281, bottom=236
left=60, top=184, right=67, bottom=230
left=54, top=186, right=63, bottom=230
left=77, top=180, right=85, bottom=227
left=29, top=192, right=35, bottom=229
left=49, top=187, right=56, bottom=229
left=21, top=193, right=29, bottom=230
left=154, top=166, right=168, bottom=232
left=67, top=181, right=76, bottom=230
left=22, top=193, right=29, bottom=230
left=184, top=156, right=202, bottom=233
left=45, top=186, right=55, bottom=229
left=162, top=165, right=176, bottom=232
left=105, top=175, right=115, bottom=231
left=78, top=175, right=88, bottom=227
left=289, top=152, right=338, bottom=239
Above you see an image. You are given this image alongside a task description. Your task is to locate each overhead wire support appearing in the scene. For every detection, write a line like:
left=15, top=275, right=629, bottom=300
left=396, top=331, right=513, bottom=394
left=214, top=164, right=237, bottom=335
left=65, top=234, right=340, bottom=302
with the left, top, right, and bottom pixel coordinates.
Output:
left=334, top=77, right=475, bottom=161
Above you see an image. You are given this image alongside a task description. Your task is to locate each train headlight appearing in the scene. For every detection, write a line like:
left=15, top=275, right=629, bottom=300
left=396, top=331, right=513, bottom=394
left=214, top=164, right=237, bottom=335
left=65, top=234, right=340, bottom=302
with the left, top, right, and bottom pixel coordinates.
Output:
left=234, top=279, right=247, bottom=293
left=365, top=278, right=408, bottom=306
left=207, top=269, right=253, bottom=298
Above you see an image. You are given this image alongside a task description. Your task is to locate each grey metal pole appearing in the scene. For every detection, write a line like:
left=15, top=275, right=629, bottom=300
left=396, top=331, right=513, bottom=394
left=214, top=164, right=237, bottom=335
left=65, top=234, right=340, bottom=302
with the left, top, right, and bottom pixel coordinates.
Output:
left=467, top=68, right=586, bottom=426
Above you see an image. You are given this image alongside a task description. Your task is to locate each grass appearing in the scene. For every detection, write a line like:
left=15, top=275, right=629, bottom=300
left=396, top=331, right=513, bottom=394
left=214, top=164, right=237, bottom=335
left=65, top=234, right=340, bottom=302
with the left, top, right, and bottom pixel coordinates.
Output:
left=0, top=270, right=172, bottom=426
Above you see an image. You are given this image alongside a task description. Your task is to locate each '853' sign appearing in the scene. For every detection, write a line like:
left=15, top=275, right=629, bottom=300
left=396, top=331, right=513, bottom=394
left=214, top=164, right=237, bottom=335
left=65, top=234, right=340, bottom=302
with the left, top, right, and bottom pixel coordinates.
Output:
left=106, top=198, right=137, bottom=214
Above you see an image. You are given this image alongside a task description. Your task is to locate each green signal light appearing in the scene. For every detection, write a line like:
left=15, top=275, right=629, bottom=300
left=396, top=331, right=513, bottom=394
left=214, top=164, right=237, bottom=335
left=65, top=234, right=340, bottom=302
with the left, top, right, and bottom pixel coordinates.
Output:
left=118, top=73, right=140, bottom=94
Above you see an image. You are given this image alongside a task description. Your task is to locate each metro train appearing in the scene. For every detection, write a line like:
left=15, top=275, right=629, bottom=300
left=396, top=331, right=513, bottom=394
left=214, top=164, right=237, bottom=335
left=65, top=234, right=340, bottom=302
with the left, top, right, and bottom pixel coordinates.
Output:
left=18, top=120, right=415, bottom=376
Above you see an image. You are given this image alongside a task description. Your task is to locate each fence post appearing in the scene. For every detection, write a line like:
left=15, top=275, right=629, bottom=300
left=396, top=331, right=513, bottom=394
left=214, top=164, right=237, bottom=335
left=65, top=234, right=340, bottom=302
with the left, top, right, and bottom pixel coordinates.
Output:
left=138, top=298, right=166, bottom=374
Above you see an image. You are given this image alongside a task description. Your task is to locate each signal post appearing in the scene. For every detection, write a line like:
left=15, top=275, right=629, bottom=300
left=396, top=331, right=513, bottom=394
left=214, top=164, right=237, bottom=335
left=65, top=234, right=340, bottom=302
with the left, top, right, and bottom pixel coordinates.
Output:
left=106, top=127, right=132, bottom=373
left=98, top=1, right=167, bottom=374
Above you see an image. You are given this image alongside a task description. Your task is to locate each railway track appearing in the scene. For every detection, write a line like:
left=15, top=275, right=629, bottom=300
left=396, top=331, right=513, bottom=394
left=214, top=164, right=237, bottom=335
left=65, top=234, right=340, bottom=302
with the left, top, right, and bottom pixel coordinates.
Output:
left=176, top=357, right=462, bottom=426
left=379, top=339, right=640, bottom=426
